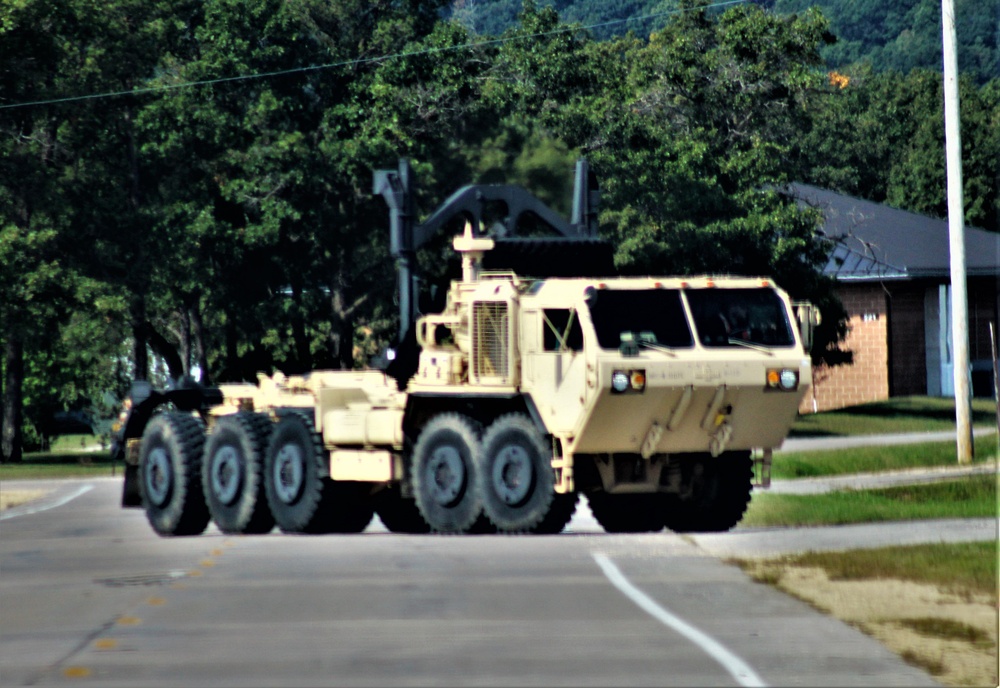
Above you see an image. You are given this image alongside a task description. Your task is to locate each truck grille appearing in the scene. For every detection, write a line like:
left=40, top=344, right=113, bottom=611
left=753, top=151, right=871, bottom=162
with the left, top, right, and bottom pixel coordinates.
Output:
left=473, top=302, right=509, bottom=381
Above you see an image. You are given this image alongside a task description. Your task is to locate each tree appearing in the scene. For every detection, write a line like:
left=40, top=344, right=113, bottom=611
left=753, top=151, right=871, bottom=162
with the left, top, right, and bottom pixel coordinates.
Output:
left=586, top=2, right=847, bottom=361
left=797, top=67, right=1000, bottom=232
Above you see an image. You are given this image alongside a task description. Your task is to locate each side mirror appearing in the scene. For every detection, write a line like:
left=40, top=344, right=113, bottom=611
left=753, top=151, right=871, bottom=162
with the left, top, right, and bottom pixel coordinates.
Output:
left=793, top=302, right=822, bottom=351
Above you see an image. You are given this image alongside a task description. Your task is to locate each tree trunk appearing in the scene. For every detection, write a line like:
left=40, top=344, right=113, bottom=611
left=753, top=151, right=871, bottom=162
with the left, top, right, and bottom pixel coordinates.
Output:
left=132, top=297, right=149, bottom=381
left=189, top=304, right=211, bottom=385
left=328, top=259, right=367, bottom=371
left=144, top=323, right=184, bottom=381
left=290, top=282, right=312, bottom=374
left=175, top=308, right=192, bottom=380
left=0, top=338, right=5, bottom=462
left=2, top=336, right=25, bottom=464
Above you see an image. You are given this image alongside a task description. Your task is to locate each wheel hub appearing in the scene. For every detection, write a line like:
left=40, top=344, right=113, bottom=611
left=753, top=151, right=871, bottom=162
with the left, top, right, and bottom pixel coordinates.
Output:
left=273, top=444, right=305, bottom=505
left=144, top=447, right=172, bottom=507
left=427, top=445, right=465, bottom=507
left=210, top=445, right=242, bottom=505
left=492, top=445, right=533, bottom=506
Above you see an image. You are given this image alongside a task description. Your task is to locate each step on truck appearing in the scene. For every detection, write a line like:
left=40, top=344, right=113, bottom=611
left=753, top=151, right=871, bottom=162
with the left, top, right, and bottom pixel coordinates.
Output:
left=113, top=159, right=819, bottom=536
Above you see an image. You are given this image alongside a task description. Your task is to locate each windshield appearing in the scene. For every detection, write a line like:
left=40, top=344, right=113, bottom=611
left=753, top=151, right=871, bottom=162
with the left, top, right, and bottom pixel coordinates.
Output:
left=685, top=288, right=795, bottom=348
left=587, top=289, right=694, bottom=350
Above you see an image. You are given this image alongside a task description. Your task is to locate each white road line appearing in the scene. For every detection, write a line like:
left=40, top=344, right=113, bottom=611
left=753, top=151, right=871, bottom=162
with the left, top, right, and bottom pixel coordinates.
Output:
left=0, top=484, right=94, bottom=521
left=592, top=552, right=767, bottom=688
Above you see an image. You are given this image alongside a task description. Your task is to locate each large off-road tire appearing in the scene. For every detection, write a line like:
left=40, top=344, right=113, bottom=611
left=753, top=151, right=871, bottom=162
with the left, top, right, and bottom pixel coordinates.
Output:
left=138, top=412, right=211, bottom=536
left=661, top=452, right=754, bottom=533
left=530, top=492, right=578, bottom=534
left=121, top=464, right=141, bottom=507
left=264, top=412, right=328, bottom=533
left=411, top=413, right=484, bottom=533
left=202, top=412, right=275, bottom=534
left=264, top=412, right=373, bottom=534
left=374, top=486, right=431, bottom=534
left=478, top=414, right=554, bottom=533
left=587, top=492, right=664, bottom=533
left=313, top=481, right=375, bottom=534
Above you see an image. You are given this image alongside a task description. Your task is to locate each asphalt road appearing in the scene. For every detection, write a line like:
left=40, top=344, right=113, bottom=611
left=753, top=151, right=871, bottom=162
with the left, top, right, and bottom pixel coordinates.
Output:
left=0, top=478, right=945, bottom=687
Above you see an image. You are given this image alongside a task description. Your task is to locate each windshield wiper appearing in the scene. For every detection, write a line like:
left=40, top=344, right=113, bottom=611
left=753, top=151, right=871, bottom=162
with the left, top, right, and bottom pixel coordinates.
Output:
left=727, top=337, right=774, bottom=355
left=620, top=331, right=676, bottom=357
left=637, top=339, right=677, bottom=357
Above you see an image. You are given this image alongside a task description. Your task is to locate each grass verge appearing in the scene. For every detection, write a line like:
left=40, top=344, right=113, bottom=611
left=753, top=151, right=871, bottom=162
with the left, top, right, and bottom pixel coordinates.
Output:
left=772, top=433, right=998, bottom=479
left=733, top=542, right=998, bottom=687
left=743, top=473, right=998, bottom=527
left=0, top=452, right=118, bottom=480
left=790, top=395, right=998, bottom=437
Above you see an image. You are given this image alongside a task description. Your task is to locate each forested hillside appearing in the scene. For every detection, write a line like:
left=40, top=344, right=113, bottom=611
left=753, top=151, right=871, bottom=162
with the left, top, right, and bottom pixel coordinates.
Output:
left=772, top=0, right=998, bottom=85
left=450, top=0, right=999, bottom=83
left=1, top=0, right=997, bottom=460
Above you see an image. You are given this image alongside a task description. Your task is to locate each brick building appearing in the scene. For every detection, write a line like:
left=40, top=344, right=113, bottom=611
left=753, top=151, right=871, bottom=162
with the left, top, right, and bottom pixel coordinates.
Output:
left=790, top=184, right=1000, bottom=413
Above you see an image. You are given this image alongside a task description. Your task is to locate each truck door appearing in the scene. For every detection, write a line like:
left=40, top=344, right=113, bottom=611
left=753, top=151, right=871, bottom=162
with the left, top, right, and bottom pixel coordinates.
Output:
left=522, top=308, right=590, bottom=434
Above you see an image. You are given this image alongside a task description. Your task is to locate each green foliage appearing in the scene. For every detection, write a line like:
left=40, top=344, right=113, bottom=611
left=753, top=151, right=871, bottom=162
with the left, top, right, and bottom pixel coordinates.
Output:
left=796, top=67, right=1000, bottom=232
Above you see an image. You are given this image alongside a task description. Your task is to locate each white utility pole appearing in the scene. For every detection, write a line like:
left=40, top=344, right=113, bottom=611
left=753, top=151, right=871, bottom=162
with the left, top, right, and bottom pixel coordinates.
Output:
left=941, top=0, right=973, bottom=463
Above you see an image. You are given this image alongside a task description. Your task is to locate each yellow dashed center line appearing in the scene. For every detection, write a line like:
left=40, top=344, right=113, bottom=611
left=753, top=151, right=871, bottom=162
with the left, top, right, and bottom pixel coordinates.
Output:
left=146, top=596, right=166, bottom=606
left=63, top=666, right=91, bottom=678
left=200, top=559, right=215, bottom=568
left=93, top=639, right=118, bottom=651
left=116, top=616, right=141, bottom=626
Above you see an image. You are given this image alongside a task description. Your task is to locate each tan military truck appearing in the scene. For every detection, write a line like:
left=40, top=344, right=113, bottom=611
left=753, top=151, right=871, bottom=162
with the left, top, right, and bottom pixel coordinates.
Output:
left=114, top=161, right=817, bottom=536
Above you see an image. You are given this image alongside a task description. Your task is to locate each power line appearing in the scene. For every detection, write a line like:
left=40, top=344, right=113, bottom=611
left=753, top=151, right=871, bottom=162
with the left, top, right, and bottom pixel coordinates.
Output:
left=0, top=0, right=748, bottom=111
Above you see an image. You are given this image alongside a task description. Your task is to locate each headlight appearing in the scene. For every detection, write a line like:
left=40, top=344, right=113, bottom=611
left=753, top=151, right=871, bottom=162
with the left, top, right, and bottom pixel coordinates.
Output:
left=611, top=371, right=629, bottom=393
left=611, top=369, right=646, bottom=394
left=766, top=368, right=799, bottom=391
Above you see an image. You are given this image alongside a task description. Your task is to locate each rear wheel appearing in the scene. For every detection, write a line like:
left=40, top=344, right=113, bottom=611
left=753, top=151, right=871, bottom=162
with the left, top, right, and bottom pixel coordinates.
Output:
left=478, top=414, right=554, bottom=533
left=139, top=412, right=210, bottom=536
left=661, top=452, right=753, bottom=533
left=374, top=486, right=431, bottom=533
left=587, top=492, right=664, bottom=533
left=530, top=492, right=578, bottom=534
left=264, top=412, right=326, bottom=533
left=411, top=413, right=483, bottom=533
left=202, top=412, right=275, bottom=534
left=265, top=412, right=373, bottom=534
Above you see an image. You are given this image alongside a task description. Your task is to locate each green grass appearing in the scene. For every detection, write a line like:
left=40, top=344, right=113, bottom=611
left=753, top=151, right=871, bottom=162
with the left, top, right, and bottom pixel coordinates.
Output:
left=0, top=450, right=118, bottom=480
left=743, top=473, right=998, bottom=527
left=48, top=434, right=105, bottom=452
left=772, top=541, right=998, bottom=597
left=790, top=396, right=998, bottom=437
left=772, top=433, right=999, bottom=479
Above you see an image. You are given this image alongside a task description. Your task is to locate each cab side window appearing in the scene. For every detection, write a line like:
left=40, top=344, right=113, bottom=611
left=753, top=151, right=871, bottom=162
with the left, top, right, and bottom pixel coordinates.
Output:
left=543, top=309, right=584, bottom=352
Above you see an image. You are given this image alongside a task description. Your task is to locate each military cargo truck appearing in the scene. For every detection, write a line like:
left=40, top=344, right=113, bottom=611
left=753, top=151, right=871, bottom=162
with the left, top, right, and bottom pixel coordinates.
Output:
left=113, top=161, right=818, bottom=536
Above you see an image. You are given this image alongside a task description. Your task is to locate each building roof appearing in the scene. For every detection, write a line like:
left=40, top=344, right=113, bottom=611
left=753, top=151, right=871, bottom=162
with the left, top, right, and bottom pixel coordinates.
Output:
left=788, top=183, right=1000, bottom=280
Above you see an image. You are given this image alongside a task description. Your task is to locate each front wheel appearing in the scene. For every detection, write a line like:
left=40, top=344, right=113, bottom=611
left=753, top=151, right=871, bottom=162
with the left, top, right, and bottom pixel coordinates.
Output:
left=411, top=413, right=483, bottom=533
left=478, top=414, right=554, bottom=533
left=661, top=452, right=753, bottom=533
left=138, top=412, right=210, bottom=536
left=530, top=492, right=578, bottom=534
left=587, top=492, right=664, bottom=533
